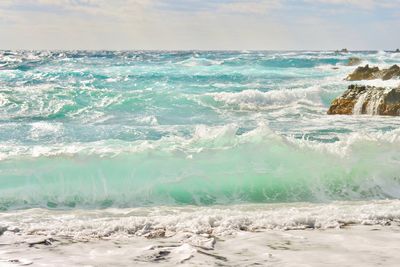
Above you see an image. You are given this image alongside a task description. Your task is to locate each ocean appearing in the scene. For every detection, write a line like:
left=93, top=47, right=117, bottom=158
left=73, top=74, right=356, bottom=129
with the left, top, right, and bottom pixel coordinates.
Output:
left=1, top=50, right=400, bottom=266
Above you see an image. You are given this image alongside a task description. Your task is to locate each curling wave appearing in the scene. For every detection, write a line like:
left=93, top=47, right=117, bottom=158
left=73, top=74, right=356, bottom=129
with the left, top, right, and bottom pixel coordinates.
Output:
left=1, top=124, right=400, bottom=210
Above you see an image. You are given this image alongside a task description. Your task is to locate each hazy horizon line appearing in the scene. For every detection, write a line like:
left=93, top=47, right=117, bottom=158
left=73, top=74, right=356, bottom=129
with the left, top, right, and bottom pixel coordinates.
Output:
left=1, top=49, right=399, bottom=52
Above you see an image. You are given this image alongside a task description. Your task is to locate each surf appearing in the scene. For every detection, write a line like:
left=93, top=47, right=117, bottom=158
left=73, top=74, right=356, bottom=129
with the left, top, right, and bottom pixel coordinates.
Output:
left=1, top=124, right=400, bottom=210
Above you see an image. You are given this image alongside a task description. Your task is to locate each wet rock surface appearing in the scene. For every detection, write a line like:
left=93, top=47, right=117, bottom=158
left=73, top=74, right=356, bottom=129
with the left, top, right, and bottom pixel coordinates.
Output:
left=346, top=64, right=400, bottom=81
left=328, top=85, right=400, bottom=115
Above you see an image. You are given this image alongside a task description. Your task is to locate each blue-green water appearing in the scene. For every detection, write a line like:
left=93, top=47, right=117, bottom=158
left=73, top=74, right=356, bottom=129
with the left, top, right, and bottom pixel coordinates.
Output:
left=1, top=50, right=400, bottom=210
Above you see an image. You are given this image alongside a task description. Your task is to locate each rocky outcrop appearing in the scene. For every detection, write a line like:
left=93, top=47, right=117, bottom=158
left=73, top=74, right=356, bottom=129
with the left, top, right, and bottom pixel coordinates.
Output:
left=345, top=64, right=400, bottom=81
left=346, top=57, right=362, bottom=66
left=328, top=85, right=400, bottom=116
left=345, top=65, right=380, bottom=80
left=395, top=49, right=400, bottom=53
left=336, top=48, right=349, bottom=53
left=382, top=65, right=400, bottom=80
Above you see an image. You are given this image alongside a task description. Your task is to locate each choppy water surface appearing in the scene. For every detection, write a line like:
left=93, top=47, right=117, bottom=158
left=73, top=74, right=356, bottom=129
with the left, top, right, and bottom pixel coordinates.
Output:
left=1, top=50, right=400, bottom=210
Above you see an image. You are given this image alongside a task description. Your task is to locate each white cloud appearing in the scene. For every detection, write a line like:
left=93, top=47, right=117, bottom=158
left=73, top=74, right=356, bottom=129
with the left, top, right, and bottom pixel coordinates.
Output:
left=0, top=0, right=399, bottom=49
left=217, top=0, right=282, bottom=15
left=305, top=0, right=400, bottom=9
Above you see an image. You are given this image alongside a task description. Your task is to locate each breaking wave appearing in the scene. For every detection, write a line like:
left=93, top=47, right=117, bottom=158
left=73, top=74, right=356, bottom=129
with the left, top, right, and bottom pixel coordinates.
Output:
left=1, top=200, right=400, bottom=240
left=1, top=124, right=400, bottom=210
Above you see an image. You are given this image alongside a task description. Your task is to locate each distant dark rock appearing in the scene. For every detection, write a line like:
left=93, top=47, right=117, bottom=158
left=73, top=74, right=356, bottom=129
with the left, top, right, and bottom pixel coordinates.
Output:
left=345, top=64, right=400, bottom=81
left=395, top=49, right=400, bottom=53
left=328, top=85, right=400, bottom=116
left=346, top=57, right=362, bottom=66
left=335, top=48, right=349, bottom=53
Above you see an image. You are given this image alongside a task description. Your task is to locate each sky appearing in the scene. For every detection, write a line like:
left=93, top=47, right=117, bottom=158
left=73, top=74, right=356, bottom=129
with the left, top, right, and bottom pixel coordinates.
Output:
left=0, top=0, right=399, bottom=50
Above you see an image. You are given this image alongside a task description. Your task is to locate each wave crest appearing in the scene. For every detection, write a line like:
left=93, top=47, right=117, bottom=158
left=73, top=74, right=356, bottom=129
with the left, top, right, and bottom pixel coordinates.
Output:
left=1, top=124, right=400, bottom=210
left=207, top=88, right=325, bottom=111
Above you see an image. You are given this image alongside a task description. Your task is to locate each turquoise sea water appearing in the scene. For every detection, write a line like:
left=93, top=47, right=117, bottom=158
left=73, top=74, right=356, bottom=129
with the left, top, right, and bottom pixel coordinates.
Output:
left=1, top=50, right=400, bottom=210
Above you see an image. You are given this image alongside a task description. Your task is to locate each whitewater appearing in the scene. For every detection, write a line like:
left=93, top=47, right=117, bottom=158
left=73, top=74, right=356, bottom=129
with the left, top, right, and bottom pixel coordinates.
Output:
left=1, top=50, right=400, bottom=266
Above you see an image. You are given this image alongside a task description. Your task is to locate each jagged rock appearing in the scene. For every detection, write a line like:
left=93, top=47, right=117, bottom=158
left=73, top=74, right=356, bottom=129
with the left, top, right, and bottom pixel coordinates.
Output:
left=345, top=64, right=400, bottom=81
left=328, top=85, right=400, bottom=116
left=335, top=48, right=349, bottom=53
left=346, top=57, right=362, bottom=66
left=345, top=65, right=380, bottom=80
left=382, top=65, right=400, bottom=80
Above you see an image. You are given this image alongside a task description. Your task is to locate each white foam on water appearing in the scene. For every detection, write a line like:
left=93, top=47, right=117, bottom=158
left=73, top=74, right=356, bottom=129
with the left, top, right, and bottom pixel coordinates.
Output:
left=288, top=128, right=400, bottom=157
left=1, top=200, right=400, bottom=241
left=95, top=95, right=123, bottom=108
left=136, top=115, right=159, bottom=126
left=1, top=223, right=399, bottom=266
left=354, top=79, right=400, bottom=88
left=29, top=122, right=63, bottom=140
left=178, top=57, right=223, bottom=67
left=208, top=87, right=325, bottom=111
left=192, top=124, right=238, bottom=142
left=0, top=121, right=399, bottom=160
left=0, top=93, right=9, bottom=107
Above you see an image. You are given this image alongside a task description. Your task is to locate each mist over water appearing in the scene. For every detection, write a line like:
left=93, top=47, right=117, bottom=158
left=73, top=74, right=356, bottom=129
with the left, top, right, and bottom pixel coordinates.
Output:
left=1, top=50, right=400, bottom=210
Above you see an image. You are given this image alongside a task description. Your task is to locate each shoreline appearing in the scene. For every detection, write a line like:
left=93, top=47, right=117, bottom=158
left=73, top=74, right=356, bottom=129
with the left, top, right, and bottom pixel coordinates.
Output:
left=1, top=200, right=400, bottom=266
left=1, top=225, right=400, bottom=266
